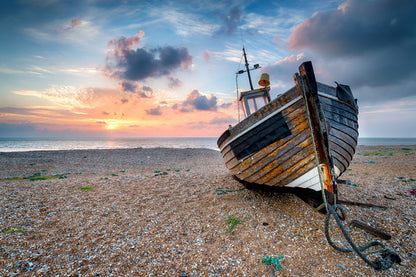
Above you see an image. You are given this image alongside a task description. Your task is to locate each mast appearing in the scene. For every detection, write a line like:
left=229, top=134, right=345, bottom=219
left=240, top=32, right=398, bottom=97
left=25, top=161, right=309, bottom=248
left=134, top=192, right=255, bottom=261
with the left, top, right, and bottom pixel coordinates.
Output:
left=243, top=47, right=254, bottom=90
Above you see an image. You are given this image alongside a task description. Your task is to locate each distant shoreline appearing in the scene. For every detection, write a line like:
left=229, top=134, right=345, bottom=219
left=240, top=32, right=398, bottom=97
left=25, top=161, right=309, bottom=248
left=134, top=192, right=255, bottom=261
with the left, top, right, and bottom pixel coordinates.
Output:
left=1, top=144, right=416, bottom=154
left=1, top=136, right=416, bottom=153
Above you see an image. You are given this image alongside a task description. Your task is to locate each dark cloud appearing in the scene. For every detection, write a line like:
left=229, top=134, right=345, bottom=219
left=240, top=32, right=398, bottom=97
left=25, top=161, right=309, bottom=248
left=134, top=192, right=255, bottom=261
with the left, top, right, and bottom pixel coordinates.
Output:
left=286, top=0, right=416, bottom=88
left=265, top=0, right=416, bottom=104
left=142, top=86, right=153, bottom=92
left=106, top=32, right=193, bottom=82
left=220, top=102, right=233, bottom=109
left=146, top=106, right=162, bottom=116
left=121, top=98, right=128, bottom=104
left=102, top=111, right=109, bottom=116
left=121, top=80, right=138, bottom=93
left=120, top=81, right=151, bottom=98
left=288, top=0, right=416, bottom=57
left=96, top=121, right=106, bottom=124
left=182, top=90, right=218, bottom=111
left=167, top=76, right=182, bottom=88
left=137, top=92, right=148, bottom=98
left=216, top=6, right=242, bottom=35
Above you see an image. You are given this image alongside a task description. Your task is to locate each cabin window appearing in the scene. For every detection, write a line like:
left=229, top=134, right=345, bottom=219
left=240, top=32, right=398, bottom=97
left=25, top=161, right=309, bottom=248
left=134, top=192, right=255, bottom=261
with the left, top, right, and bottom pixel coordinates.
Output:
left=247, top=98, right=256, bottom=114
left=239, top=87, right=270, bottom=118
left=243, top=94, right=268, bottom=116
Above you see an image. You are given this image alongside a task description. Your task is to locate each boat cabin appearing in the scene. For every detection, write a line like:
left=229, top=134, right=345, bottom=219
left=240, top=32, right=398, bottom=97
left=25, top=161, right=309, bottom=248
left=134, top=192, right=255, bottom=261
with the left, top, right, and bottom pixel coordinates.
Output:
left=239, top=87, right=271, bottom=117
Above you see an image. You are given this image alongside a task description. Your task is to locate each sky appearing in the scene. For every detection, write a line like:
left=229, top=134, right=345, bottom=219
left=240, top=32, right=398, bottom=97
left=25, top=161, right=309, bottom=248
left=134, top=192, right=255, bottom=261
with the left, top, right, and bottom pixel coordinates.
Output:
left=0, top=0, right=415, bottom=138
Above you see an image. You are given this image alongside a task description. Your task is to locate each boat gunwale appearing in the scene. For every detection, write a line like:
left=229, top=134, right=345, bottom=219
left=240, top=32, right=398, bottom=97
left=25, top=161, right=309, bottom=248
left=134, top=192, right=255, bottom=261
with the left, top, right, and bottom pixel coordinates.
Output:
left=219, top=90, right=357, bottom=153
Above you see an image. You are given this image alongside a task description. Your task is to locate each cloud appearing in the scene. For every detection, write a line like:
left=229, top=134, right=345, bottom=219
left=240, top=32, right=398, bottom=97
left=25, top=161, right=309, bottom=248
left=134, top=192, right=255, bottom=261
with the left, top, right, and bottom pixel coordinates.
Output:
left=108, top=31, right=144, bottom=58
left=23, top=17, right=101, bottom=45
left=142, top=86, right=153, bottom=92
left=219, top=102, right=233, bottom=109
left=0, top=65, right=55, bottom=76
left=186, top=116, right=238, bottom=130
left=216, top=6, right=242, bottom=35
left=154, top=8, right=216, bottom=37
left=59, top=67, right=99, bottom=75
left=180, top=90, right=218, bottom=112
left=286, top=0, right=416, bottom=89
left=0, top=106, right=85, bottom=119
left=259, top=0, right=416, bottom=108
left=288, top=0, right=416, bottom=57
left=167, top=76, right=182, bottom=88
left=12, top=86, right=143, bottom=111
left=119, top=80, right=151, bottom=98
left=13, top=86, right=95, bottom=109
left=146, top=106, right=162, bottom=116
left=63, top=18, right=84, bottom=32
left=261, top=53, right=309, bottom=91
left=106, top=31, right=193, bottom=82
left=202, top=50, right=210, bottom=62
left=120, top=81, right=138, bottom=93
left=0, top=67, right=26, bottom=74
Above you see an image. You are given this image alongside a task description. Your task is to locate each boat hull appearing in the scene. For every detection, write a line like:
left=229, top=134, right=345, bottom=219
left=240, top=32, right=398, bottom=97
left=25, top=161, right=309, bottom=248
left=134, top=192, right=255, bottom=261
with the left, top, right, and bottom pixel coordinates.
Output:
left=217, top=72, right=358, bottom=194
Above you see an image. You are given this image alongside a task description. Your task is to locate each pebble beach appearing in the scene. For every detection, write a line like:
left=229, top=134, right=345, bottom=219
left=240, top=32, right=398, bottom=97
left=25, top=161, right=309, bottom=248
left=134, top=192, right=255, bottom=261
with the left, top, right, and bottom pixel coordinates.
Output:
left=1, top=145, right=415, bottom=276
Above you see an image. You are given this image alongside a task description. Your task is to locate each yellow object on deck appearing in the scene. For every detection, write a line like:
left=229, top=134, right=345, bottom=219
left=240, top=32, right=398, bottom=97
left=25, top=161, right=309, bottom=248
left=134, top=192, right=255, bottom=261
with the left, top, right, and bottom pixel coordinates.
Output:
left=258, top=73, right=270, bottom=87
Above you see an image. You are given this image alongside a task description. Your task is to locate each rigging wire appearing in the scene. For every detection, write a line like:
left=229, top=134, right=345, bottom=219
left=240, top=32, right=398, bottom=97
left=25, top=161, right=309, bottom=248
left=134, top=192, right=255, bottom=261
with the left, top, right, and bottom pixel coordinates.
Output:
left=235, top=17, right=252, bottom=123
left=235, top=52, right=244, bottom=122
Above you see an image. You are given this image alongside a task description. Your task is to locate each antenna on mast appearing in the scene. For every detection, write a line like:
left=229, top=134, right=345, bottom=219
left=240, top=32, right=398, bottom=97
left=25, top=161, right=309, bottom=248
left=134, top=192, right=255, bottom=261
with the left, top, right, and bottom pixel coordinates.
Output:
left=236, top=48, right=260, bottom=91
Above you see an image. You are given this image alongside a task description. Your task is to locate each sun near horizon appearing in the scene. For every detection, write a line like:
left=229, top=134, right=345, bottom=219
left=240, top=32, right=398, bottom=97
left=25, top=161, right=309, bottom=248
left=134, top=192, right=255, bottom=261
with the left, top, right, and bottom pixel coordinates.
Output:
left=106, top=124, right=117, bottom=130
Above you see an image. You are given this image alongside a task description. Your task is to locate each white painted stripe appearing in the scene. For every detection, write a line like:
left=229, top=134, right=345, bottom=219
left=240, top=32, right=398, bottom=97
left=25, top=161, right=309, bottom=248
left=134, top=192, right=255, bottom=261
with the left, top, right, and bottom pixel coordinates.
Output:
left=318, top=91, right=339, bottom=101
left=333, top=166, right=341, bottom=177
left=284, top=165, right=341, bottom=191
left=285, top=167, right=321, bottom=191
left=220, top=95, right=303, bottom=152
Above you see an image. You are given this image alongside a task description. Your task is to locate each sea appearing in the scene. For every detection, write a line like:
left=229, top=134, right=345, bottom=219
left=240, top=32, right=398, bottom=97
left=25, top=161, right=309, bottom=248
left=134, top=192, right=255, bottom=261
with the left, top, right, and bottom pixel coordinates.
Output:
left=0, top=137, right=415, bottom=153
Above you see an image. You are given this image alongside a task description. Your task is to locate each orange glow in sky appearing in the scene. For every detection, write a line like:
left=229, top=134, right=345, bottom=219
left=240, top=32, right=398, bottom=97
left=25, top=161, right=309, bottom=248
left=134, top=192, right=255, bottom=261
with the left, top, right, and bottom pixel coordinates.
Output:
left=2, top=1, right=416, bottom=138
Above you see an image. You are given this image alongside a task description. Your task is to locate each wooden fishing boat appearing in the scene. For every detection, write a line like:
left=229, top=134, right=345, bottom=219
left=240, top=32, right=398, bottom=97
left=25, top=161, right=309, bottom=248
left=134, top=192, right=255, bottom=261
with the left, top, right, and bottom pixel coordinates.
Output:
left=217, top=49, right=359, bottom=206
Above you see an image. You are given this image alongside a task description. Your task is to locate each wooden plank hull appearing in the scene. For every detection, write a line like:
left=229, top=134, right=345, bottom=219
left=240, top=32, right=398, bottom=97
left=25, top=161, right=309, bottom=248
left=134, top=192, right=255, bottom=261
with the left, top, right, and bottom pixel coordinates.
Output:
left=217, top=69, right=358, bottom=194
left=318, top=83, right=359, bottom=176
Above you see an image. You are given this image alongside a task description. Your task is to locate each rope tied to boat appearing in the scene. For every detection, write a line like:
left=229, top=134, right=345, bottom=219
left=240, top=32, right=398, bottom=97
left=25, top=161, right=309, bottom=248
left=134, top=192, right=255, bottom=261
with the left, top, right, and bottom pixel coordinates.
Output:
left=296, top=73, right=400, bottom=270
left=324, top=204, right=401, bottom=270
